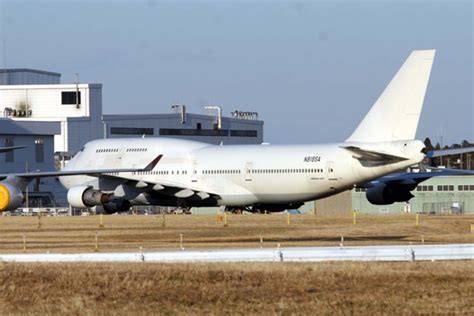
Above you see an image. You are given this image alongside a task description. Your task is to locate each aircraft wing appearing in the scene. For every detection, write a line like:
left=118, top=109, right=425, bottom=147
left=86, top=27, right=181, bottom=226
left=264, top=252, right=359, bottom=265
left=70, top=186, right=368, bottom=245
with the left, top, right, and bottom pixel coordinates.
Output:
left=0, top=155, right=163, bottom=181
left=426, top=147, right=474, bottom=158
left=0, top=146, right=26, bottom=153
left=359, top=168, right=474, bottom=188
left=148, top=179, right=218, bottom=200
left=93, top=171, right=219, bottom=201
left=113, top=175, right=219, bottom=201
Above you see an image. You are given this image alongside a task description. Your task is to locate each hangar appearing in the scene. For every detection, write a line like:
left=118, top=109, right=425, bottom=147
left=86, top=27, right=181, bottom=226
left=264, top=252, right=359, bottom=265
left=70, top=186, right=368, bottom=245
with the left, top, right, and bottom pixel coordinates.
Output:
left=315, top=175, right=474, bottom=215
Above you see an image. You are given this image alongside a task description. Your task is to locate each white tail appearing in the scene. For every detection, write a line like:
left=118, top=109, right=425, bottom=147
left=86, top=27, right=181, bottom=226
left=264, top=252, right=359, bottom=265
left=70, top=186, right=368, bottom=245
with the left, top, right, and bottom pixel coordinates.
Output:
left=346, top=50, right=436, bottom=143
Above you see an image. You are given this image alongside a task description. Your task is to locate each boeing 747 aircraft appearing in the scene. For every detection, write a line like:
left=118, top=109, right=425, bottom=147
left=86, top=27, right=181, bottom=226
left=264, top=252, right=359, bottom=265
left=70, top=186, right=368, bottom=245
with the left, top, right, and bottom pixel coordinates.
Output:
left=57, top=49, right=437, bottom=212
left=0, top=49, right=467, bottom=213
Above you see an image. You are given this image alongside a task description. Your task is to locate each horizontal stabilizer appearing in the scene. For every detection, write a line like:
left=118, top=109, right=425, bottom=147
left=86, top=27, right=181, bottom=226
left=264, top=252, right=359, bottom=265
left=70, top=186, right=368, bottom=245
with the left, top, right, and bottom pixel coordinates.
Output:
left=341, top=146, right=409, bottom=162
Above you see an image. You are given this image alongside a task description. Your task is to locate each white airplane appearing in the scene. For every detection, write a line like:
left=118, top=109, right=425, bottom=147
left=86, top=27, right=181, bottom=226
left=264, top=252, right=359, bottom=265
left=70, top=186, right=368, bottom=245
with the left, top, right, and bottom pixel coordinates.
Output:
left=0, top=49, right=468, bottom=213
left=57, top=49, right=436, bottom=212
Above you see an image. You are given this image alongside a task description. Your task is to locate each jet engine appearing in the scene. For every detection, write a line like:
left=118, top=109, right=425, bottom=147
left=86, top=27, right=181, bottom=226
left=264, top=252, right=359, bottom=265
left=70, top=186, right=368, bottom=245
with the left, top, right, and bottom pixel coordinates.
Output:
left=102, top=199, right=132, bottom=214
left=0, top=182, right=24, bottom=212
left=67, top=185, right=112, bottom=208
left=366, top=183, right=415, bottom=205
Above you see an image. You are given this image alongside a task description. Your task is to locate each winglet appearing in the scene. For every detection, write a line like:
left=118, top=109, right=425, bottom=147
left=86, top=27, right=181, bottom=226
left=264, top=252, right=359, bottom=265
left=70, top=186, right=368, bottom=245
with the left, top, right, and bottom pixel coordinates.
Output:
left=142, top=155, right=163, bottom=172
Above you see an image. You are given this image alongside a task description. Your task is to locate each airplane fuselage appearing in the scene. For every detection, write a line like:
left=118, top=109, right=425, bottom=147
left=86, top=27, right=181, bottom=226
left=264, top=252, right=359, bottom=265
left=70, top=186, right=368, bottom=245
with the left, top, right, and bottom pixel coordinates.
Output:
left=59, top=137, right=425, bottom=209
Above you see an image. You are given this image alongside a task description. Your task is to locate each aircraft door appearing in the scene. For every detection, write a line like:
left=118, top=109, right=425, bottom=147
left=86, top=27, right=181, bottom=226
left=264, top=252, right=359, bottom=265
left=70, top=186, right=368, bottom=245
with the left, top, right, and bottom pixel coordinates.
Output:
left=110, top=147, right=127, bottom=172
left=116, top=147, right=125, bottom=164
left=245, top=162, right=253, bottom=181
left=191, top=161, right=198, bottom=182
left=326, top=161, right=337, bottom=180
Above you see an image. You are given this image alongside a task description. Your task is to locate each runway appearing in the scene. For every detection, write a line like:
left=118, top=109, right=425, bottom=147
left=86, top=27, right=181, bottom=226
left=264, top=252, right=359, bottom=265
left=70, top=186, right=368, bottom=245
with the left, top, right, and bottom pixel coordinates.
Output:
left=1, top=243, right=473, bottom=263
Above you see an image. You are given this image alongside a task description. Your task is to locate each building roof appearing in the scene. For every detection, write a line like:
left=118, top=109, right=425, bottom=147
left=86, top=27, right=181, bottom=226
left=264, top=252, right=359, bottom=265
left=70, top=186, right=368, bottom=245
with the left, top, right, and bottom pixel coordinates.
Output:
left=0, top=68, right=61, bottom=77
left=0, top=118, right=60, bottom=135
left=0, top=83, right=102, bottom=90
left=103, top=113, right=264, bottom=125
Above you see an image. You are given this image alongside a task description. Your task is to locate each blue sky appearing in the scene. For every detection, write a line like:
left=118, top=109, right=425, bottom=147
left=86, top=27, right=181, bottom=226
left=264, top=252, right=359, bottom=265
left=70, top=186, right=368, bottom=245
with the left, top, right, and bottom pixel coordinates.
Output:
left=1, top=0, right=472, bottom=144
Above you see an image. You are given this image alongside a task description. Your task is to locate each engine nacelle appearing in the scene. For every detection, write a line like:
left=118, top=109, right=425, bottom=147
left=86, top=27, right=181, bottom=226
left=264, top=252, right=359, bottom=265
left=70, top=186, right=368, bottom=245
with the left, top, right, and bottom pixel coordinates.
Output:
left=366, top=184, right=414, bottom=205
left=67, top=185, right=112, bottom=208
left=0, top=182, right=24, bottom=212
left=102, top=199, right=132, bottom=214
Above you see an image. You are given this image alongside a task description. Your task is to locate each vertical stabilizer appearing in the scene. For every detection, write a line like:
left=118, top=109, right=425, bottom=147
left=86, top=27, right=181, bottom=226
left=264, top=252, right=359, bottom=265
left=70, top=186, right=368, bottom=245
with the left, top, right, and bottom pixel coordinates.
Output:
left=346, top=50, right=435, bottom=143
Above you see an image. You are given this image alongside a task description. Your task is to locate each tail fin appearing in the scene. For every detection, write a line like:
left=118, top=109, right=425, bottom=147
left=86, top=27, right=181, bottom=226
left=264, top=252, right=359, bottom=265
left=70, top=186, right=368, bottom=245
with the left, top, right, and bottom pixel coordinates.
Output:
left=346, top=50, right=435, bottom=143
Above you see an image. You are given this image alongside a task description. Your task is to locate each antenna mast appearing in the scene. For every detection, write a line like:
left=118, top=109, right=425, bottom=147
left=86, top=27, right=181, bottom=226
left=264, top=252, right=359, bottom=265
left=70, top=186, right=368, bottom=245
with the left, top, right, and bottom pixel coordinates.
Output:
left=75, top=73, right=80, bottom=109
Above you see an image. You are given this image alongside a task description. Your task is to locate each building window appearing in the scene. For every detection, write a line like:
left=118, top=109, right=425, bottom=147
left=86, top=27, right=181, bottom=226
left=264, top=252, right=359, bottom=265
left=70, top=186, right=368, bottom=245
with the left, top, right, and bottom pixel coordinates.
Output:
left=35, top=138, right=44, bottom=163
left=439, top=185, right=454, bottom=192
left=61, top=91, right=81, bottom=105
left=230, top=130, right=258, bottom=137
left=5, top=137, right=14, bottom=162
left=159, top=128, right=228, bottom=137
left=158, top=128, right=257, bottom=138
left=110, top=127, right=154, bottom=135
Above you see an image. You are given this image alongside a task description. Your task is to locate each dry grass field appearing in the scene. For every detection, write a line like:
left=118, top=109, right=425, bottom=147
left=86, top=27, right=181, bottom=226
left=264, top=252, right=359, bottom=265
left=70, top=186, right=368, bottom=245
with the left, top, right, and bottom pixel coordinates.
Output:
left=1, top=214, right=473, bottom=315
left=0, top=213, right=473, bottom=253
left=0, top=261, right=473, bottom=315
